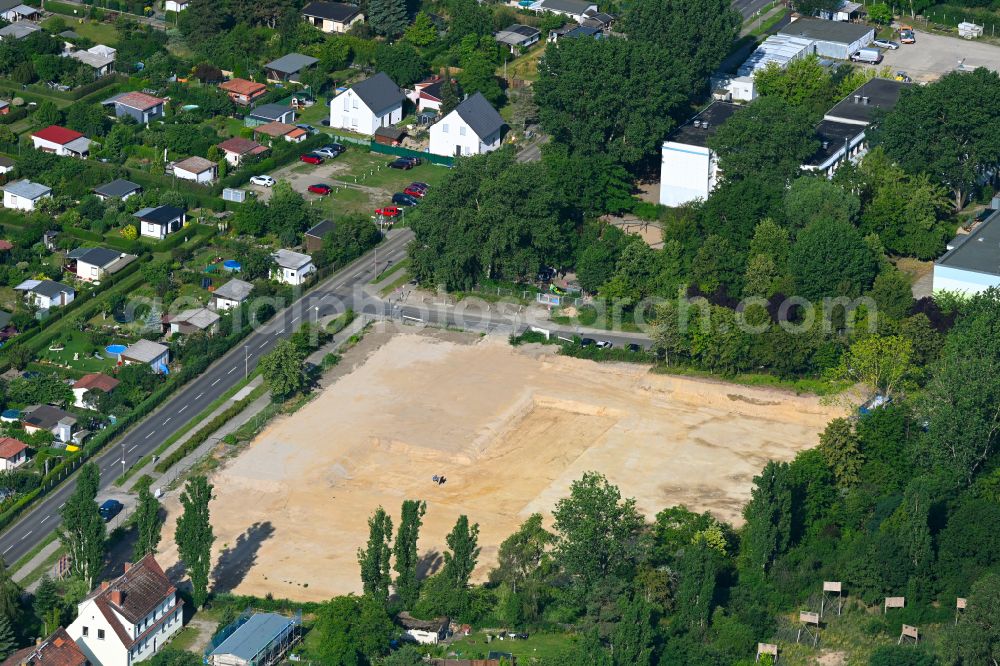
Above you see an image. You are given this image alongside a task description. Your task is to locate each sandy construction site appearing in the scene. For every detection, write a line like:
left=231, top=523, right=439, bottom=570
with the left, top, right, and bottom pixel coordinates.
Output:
left=156, top=331, right=844, bottom=602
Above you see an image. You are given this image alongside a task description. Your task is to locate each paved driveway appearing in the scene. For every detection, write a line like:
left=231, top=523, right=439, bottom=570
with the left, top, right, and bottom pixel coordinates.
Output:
left=870, top=29, right=1000, bottom=81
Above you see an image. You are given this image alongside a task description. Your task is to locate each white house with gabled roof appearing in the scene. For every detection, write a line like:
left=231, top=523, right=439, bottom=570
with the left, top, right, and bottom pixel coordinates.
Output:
left=329, top=72, right=404, bottom=135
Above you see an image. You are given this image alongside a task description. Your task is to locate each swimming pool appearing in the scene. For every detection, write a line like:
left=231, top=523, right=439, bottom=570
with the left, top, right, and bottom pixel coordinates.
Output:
left=105, top=344, right=128, bottom=357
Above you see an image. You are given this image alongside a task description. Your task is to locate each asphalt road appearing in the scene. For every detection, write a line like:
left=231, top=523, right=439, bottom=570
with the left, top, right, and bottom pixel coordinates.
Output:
left=0, top=230, right=413, bottom=568
left=733, top=0, right=777, bottom=20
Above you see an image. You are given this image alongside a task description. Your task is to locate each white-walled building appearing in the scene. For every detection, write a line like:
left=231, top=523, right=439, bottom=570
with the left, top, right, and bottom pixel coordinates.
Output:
left=14, top=279, right=75, bottom=310
left=72, top=373, right=119, bottom=409
left=0, top=437, right=27, bottom=471
left=134, top=205, right=185, bottom=240
left=67, top=246, right=136, bottom=282
left=3, top=179, right=51, bottom=210
left=429, top=92, right=506, bottom=157
left=934, top=210, right=1000, bottom=295
left=659, top=101, right=742, bottom=207
left=329, top=72, right=404, bottom=136
left=302, top=1, right=363, bottom=33
left=272, top=249, right=316, bottom=285
left=212, top=278, right=254, bottom=311
left=67, top=555, right=183, bottom=666
left=172, top=156, right=217, bottom=183
left=31, top=125, right=91, bottom=158
left=120, top=339, right=170, bottom=374
left=531, top=0, right=598, bottom=23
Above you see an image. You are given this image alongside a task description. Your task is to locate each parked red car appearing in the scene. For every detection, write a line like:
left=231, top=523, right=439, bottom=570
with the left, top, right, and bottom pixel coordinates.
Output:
left=307, top=184, right=332, bottom=195
left=403, top=186, right=425, bottom=198
left=375, top=206, right=400, bottom=218
left=299, top=153, right=323, bottom=165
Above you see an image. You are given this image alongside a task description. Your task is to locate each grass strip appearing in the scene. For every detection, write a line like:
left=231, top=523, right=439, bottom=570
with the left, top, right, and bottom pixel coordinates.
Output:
left=379, top=271, right=411, bottom=297
left=371, top=258, right=409, bottom=284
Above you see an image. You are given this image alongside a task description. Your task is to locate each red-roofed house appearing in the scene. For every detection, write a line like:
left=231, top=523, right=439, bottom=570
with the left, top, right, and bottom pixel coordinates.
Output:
left=72, top=373, right=119, bottom=409
left=68, top=555, right=184, bottom=666
left=1, top=627, right=87, bottom=666
left=219, top=78, right=268, bottom=106
left=103, top=92, right=166, bottom=124
left=217, top=137, right=269, bottom=167
left=32, top=126, right=91, bottom=158
left=0, top=437, right=27, bottom=470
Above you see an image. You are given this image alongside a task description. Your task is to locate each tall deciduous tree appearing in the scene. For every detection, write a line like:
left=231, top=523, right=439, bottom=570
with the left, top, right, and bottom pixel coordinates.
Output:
left=947, top=572, right=1000, bottom=663
left=357, top=506, right=393, bottom=605
left=175, top=475, right=214, bottom=608
left=442, top=514, right=480, bottom=590
left=839, top=335, right=914, bottom=399
left=315, top=595, right=395, bottom=665
left=818, top=418, right=863, bottom=487
left=740, top=461, right=792, bottom=574
left=611, top=592, right=655, bottom=665
left=133, top=485, right=163, bottom=560
left=393, top=499, right=426, bottom=608
left=788, top=218, right=878, bottom=300
left=490, top=513, right=554, bottom=592
left=0, top=559, right=18, bottom=624
left=58, top=462, right=105, bottom=589
left=258, top=340, right=305, bottom=400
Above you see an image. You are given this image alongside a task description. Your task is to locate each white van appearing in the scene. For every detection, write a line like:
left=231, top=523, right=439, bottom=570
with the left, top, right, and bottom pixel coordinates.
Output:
left=850, top=48, right=883, bottom=64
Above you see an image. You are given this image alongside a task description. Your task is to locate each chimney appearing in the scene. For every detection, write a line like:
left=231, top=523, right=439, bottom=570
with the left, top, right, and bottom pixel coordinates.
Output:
left=100, top=581, right=110, bottom=591
left=124, top=561, right=133, bottom=573
left=702, top=121, right=710, bottom=129
left=110, top=589, right=123, bottom=606
left=862, top=96, right=870, bottom=104
left=822, top=141, right=829, bottom=149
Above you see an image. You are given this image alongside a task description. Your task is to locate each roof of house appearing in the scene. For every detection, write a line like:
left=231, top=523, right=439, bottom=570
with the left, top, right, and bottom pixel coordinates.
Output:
left=250, top=103, right=294, bottom=121
left=163, top=307, right=220, bottom=330
left=32, top=125, right=84, bottom=145
left=495, top=24, right=541, bottom=45
left=22, top=404, right=76, bottom=430
left=0, top=240, right=11, bottom=250
left=452, top=92, right=505, bottom=140
left=173, top=156, right=216, bottom=174
left=350, top=72, right=405, bottom=114
left=0, top=437, right=26, bottom=460
left=73, top=373, right=119, bottom=393
left=67, top=246, right=124, bottom=267
left=68, top=50, right=114, bottom=69
left=374, top=125, right=405, bottom=141
left=264, top=53, right=319, bottom=75
left=213, top=278, right=254, bottom=302
left=121, top=339, right=169, bottom=363
left=537, top=0, right=595, bottom=13
left=134, top=205, right=185, bottom=225
left=209, top=613, right=297, bottom=661
left=217, top=137, right=268, bottom=156
left=0, top=20, right=40, bottom=39
left=666, top=101, right=742, bottom=148
left=14, top=279, right=74, bottom=298
left=778, top=16, right=874, bottom=43
left=936, top=209, right=1000, bottom=276
left=397, top=611, right=449, bottom=632
left=0, top=156, right=14, bottom=167
left=824, top=77, right=910, bottom=125
left=418, top=78, right=460, bottom=102
left=110, top=91, right=164, bottom=111
left=219, top=78, right=267, bottom=96
left=305, top=219, right=336, bottom=239
left=0, top=0, right=23, bottom=12
left=272, top=248, right=313, bottom=270
left=302, top=1, right=362, bottom=22
left=737, top=33, right=815, bottom=76
left=561, top=25, right=603, bottom=38
left=85, top=555, right=179, bottom=648
left=804, top=118, right=864, bottom=167
left=0, top=628, right=87, bottom=666
left=3, top=179, right=51, bottom=200
left=94, top=178, right=141, bottom=198
left=254, top=121, right=296, bottom=137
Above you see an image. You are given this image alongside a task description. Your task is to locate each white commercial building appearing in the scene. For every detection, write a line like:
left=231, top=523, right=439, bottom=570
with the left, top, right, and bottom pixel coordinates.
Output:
left=934, top=210, right=1000, bottom=295
left=658, top=101, right=742, bottom=207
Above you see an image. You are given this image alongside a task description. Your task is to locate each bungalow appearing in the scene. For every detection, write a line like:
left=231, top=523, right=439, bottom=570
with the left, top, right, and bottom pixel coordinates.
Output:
left=0, top=20, right=40, bottom=40
left=429, top=92, right=506, bottom=158
left=217, top=137, right=269, bottom=167
left=120, top=339, right=170, bottom=373
left=0, top=628, right=88, bottom=666
left=93, top=178, right=142, bottom=201
left=304, top=219, right=335, bottom=253
left=532, top=0, right=597, bottom=22
left=134, top=205, right=186, bottom=240
left=0, top=156, right=12, bottom=175
left=14, top=279, right=75, bottom=310
left=3, top=180, right=51, bottom=211
left=172, top=156, right=217, bottom=183
left=66, top=246, right=137, bottom=282
left=102, top=91, right=165, bottom=124
left=329, top=72, right=405, bottom=136
left=0, top=437, right=27, bottom=471
left=212, top=278, right=254, bottom=311
left=264, top=53, right=319, bottom=83
left=31, top=125, right=91, bottom=158
left=272, top=249, right=316, bottom=285
left=72, top=373, right=119, bottom=409
left=219, top=78, right=268, bottom=106
left=67, top=47, right=115, bottom=77
left=397, top=612, right=449, bottom=645
left=302, top=1, right=364, bottom=33
left=161, top=307, right=220, bottom=336
left=494, top=24, right=541, bottom=53
left=579, top=7, right=614, bottom=29
left=247, top=103, right=297, bottom=127
left=0, top=1, right=41, bottom=22
left=253, top=121, right=308, bottom=144
left=21, top=404, right=77, bottom=443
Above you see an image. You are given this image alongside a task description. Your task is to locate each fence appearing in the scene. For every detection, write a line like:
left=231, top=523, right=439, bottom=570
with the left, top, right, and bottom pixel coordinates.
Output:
left=328, top=134, right=455, bottom=167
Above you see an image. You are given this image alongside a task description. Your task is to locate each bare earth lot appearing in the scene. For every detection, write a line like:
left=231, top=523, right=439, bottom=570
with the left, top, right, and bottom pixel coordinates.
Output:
left=157, top=332, right=843, bottom=602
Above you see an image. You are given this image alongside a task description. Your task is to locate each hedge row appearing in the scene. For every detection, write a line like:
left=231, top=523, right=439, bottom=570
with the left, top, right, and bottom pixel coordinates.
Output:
left=154, top=384, right=268, bottom=473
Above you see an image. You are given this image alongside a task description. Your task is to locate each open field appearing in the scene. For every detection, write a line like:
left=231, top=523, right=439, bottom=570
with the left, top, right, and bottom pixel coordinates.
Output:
left=156, top=330, right=843, bottom=602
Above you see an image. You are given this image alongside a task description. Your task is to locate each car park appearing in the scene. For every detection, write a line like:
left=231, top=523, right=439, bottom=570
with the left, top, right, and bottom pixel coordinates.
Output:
left=307, top=184, right=332, bottom=195
left=873, top=38, right=900, bottom=49
left=99, top=499, right=123, bottom=522
left=249, top=174, right=275, bottom=187
left=300, top=153, right=323, bottom=165
left=376, top=206, right=401, bottom=218
left=392, top=193, right=419, bottom=206
left=388, top=158, right=414, bottom=170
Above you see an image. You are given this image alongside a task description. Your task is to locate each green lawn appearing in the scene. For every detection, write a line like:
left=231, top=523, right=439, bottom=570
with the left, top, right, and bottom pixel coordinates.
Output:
left=35, top=329, right=125, bottom=374
left=297, top=101, right=330, bottom=126
left=428, top=631, right=578, bottom=662
left=45, top=18, right=120, bottom=45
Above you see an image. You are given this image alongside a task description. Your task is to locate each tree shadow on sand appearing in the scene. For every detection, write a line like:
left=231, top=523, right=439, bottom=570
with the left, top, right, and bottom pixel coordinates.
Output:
left=416, top=550, right=442, bottom=580
left=211, top=521, right=276, bottom=594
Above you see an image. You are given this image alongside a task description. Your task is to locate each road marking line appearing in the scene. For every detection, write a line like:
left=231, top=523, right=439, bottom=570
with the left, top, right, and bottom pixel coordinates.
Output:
left=2, top=546, right=10, bottom=555
left=21, top=530, right=32, bottom=540
left=40, top=515, right=49, bottom=524
left=291, top=316, right=300, bottom=322
left=228, top=366, right=236, bottom=374
left=196, top=393, right=204, bottom=399
left=163, top=417, right=172, bottom=425
left=59, top=503, right=65, bottom=509
left=179, top=405, right=188, bottom=413
left=212, top=378, right=221, bottom=386
left=145, top=432, right=154, bottom=439
left=257, top=342, right=267, bottom=350
left=128, top=445, right=138, bottom=453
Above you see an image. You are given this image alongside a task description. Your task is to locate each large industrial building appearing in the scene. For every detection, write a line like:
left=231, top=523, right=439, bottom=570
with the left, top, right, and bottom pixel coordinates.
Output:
left=777, top=17, right=875, bottom=59
left=933, top=210, right=1000, bottom=295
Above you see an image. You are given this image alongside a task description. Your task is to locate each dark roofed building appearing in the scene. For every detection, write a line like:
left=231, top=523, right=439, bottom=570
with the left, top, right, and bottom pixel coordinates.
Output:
left=495, top=24, right=541, bottom=52
left=351, top=72, right=406, bottom=116
left=823, top=77, right=910, bottom=125
left=1, top=628, right=87, bottom=666
left=247, top=103, right=296, bottom=127
left=134, top=205, right=185, bottom=240
left=666, top=101, right=742, bottom=149
left=304, top=219, right=336, bottom=252
left=302, top=1, right=363, bottom=33
left=373, top=125, right=405, bottom=146
left=264, top=53, right=319, bottom=82
left=778, top=17, right=875, bottom=59
left=430, top=92, right=506, bottom=157
left=934, top=209, right=1000, bottom=294
left=94, top=178, right=141, bottom=200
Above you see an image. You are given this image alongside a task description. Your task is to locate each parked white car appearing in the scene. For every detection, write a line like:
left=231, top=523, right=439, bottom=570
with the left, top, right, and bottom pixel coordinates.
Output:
left=250, top=175, right=275, bottom=187
left=873, top=38, right=900, bottom=49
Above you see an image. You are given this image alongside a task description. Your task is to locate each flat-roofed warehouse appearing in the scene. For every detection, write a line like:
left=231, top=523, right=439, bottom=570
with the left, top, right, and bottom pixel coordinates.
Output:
left=208, top=613, right=300, bottom=666
left=778, top=17, right=875, bottom=60
left=934, top=210, right=1000, bottom=295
